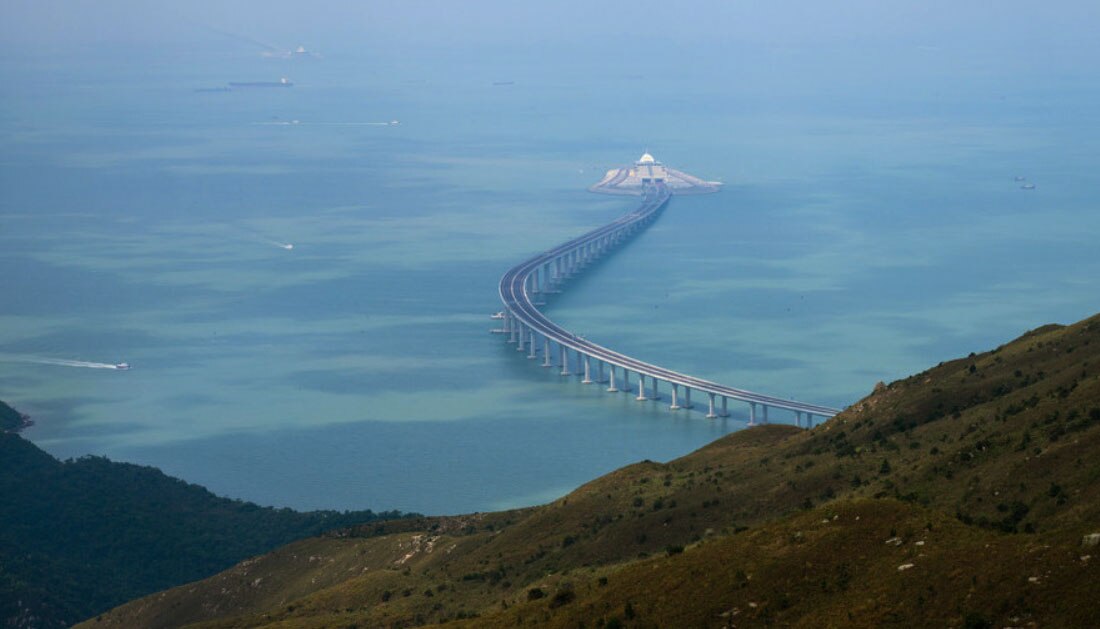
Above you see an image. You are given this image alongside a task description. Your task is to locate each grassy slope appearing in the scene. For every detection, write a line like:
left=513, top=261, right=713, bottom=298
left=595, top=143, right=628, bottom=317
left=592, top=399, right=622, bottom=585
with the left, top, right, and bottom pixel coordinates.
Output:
left=83, top=314, right=1100, bottom=628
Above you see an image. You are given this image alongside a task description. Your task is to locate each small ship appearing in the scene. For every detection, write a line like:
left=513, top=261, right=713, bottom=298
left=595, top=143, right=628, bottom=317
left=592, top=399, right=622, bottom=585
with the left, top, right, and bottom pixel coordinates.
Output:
left=228, top=77, right=293, bottom=88
left=115, top=363, right=131, bottom=370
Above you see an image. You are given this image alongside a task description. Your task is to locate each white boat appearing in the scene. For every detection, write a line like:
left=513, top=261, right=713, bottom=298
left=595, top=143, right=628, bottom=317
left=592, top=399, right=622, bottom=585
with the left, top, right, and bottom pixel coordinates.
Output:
left=115, top=362, right=131, bottom=370
left=490, top=311, right=505, bottom=319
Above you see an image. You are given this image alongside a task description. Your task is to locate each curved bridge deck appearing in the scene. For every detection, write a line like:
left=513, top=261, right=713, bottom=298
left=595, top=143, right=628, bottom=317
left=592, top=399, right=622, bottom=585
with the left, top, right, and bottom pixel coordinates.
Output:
left=496, top=183, right=841, bottom=426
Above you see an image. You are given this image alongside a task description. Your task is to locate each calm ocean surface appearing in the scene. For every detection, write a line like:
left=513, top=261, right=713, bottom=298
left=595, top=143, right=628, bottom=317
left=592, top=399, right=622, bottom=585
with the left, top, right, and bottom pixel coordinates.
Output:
left=2, top=39, right=1098, bottom=514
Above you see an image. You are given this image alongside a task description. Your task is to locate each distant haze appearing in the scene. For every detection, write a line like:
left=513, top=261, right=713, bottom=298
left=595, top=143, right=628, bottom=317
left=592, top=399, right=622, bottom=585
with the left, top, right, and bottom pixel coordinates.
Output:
left=3, top=0, right=1100, bottom=61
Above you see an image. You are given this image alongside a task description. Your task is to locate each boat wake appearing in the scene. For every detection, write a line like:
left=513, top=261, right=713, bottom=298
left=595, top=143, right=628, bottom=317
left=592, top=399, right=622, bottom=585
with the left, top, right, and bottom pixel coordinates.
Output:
left=236, top=226, right=294, bottom=251
left=0, top=355, right=130, bottom=370
left=252, top=120, right=399, bottom=127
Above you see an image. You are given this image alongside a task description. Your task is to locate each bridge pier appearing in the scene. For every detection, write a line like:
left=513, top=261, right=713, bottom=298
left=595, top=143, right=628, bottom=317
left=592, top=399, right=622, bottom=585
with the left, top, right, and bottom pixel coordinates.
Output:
left=495, top=183, right=840, bottom=426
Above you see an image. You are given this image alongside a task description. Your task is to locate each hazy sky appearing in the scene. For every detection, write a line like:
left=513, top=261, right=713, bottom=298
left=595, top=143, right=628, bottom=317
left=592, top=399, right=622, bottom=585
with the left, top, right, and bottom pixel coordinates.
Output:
left=3, top=0, right=1100, bottom=57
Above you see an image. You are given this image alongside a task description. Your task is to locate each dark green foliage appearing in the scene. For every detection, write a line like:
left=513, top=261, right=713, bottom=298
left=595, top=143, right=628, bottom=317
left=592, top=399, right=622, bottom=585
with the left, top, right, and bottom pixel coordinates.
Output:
left=549, top=584, right=576, bottom=608
left=0, top=431, right=405, bottom=628
left=963, top=611, right=993, bottom=629
left=0, top=400, right=28, bottom=432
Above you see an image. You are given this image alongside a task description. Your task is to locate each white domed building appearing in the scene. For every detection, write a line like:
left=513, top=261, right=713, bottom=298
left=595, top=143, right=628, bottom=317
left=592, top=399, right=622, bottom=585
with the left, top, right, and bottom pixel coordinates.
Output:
left=589, top=152, right=722, bottom=196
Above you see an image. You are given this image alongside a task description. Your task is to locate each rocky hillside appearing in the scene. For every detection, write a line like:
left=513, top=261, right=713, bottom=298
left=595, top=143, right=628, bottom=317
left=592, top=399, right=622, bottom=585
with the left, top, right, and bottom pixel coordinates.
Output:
left=82, top=313, right=1100, bottom=627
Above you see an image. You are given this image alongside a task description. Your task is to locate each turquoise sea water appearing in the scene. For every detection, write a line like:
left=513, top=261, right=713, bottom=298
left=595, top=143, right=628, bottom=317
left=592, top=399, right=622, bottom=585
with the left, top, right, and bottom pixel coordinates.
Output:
left=2, top=40, right=1098, bottom=514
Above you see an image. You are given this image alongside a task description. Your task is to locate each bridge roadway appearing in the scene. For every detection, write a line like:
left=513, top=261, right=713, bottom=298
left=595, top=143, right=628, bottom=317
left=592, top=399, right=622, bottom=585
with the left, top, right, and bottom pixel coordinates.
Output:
left=497, top=182, right=841, bottom=426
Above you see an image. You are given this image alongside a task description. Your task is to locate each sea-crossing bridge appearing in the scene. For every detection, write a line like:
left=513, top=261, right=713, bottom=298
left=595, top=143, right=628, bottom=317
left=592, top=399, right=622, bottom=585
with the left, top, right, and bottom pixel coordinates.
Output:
left=495, top=182, right=841, bottom=427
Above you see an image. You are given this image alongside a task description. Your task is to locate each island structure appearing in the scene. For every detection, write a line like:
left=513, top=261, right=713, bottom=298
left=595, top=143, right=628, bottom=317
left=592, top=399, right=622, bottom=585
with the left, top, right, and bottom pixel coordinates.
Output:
left=588, top=152, right=722, bottom=196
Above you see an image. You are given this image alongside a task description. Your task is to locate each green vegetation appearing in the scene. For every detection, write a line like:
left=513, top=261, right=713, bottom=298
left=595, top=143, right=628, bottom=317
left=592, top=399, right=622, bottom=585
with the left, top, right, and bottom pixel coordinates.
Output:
left=67, top=313, right=1100, bottom=627
left=0, top=400, right=29, bottom=432
left=0, top=428, right=406, bottom=628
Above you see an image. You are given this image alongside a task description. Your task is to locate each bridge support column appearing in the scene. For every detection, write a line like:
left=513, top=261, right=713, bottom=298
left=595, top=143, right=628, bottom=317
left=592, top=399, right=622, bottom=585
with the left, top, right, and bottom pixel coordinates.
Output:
left=719, top=396, right=729, bottom=418
left=582, top=355, right=593, bottom=384
left=670, top=384, right=681, bottom=410
left=706, top=393, right=717, bottom=419
left=763, top=405, right=769, bottom=424
left=622, top=370, right=630, bottom=392
left=684, top=387, right=693, bottom=409
left=531, top=268, right=539, bottom=294
left=516, top=323, right=526, bottom=351
left=636, top=375, right=647, bottom=401
left=794, top=412, right=802, bottom=428
left=542, top=338, right=552, bottom=367
left=651, top=378, right=659, bottom=401
left=560, top=346, right=571, bottom=376
left=507, top=313, right=516, bottom=343
left=597, top=361, right=605, bottom=383
left=748, top=403, right=757, bottom=426
left=527, top=330, right=537, bottom=359
left=607, top=365, right=618, bottom=392
left=805, top=413, right=813, bottom=429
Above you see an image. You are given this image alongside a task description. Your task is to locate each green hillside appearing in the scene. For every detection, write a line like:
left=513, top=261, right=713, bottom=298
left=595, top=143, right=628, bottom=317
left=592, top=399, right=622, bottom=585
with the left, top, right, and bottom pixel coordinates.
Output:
left=82, top=313, right=1100, bottom=627
left=0, top=399, right=30, bottom=432
left=0, top=429, right=406, bottom=628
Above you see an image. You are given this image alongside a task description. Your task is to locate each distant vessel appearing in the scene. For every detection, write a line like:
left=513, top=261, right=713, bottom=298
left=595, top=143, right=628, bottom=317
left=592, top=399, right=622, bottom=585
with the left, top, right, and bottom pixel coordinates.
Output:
left=1020, top=183, right=1036, bottom=190
left=491, top=311, right=505, bottom=319
left=228, top=77, right=293, bottom=88
left=115, top=363, right=131, bottom=370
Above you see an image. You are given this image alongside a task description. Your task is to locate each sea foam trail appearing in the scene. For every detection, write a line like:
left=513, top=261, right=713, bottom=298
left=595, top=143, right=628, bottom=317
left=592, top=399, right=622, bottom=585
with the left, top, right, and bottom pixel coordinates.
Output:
left=252, top=121, right=398, bottom=126
left=0, top=355, right=124, bottom=370
left=236, top=226, right=293, bottom=250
